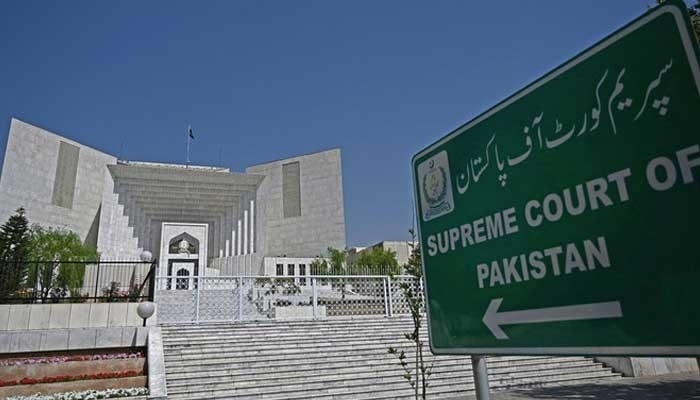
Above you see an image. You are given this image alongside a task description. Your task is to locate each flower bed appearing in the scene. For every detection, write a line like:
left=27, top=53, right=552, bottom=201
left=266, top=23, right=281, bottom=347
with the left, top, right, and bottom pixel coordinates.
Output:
left=0, top=377, right=147, bottom=398
left=5, top=386, right=148, bottom=400
left=0, top=370, right=141, bottom=387
left=0, top=352, right=145, bottom=367
left=0, top=358, right=146, bottom=383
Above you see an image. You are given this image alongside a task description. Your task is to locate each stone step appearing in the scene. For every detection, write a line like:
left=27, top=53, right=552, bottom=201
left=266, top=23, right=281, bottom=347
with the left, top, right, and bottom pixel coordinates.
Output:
left=164, top=350, right=584, bottom=370
left=254, top=372, right=620, bottom=400
left=166, top=359, right=603, bottom=388
left=166, top=368, right=619, bottom=399
left=163, top=344, right=555, bottom=367
left=165, top=354, right=587, bottom=377
left=162, top=336, right=455, bottom=359
left=168, top=362, right=612, bottom=392
left=165, top=355, right=587, bottom=377
left=162, top=322, right=416, bottom=339
left=162, top=316, right=620, bottom=400
left=164, top=335, right=436, bottom=355
left=163, top=326, right=420, bottom=343
left=163, top=331, right=425, bottom=349
left=160, top=316, right=413, bottom=331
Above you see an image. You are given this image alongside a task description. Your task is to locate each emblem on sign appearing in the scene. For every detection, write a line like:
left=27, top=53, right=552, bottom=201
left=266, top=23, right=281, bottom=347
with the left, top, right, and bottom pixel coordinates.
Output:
left=418, top=151, right=454, bottom=221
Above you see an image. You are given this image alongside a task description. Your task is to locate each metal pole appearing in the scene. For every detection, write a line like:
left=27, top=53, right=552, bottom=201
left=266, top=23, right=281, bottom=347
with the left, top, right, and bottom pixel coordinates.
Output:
left=148, top=260, right=157, bottom=302
left=238, top=276, right=243, bottom=321
left=186, top=125, right=191, bottom=165
left=312, top=278, right=318, bottom=319
left=383, top=277, right=389, bottom=317
left=195, top=276, right=200, bottom=323
left=387, top=276, right=393, bottom=316
left=471, top=355, right=491, bottom=400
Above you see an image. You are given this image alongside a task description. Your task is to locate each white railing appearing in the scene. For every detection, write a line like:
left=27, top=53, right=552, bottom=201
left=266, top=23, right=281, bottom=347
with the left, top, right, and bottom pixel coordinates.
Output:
left=154, top=275, right=422, bottom=324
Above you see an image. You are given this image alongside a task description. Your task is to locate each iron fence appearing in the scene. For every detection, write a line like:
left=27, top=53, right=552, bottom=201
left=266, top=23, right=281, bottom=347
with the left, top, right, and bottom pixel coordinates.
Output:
left=0, top=260, right=157, bottom=304
left=155, top=275, right=423, bottom=324
left=310, top=265, right=403, bottom=276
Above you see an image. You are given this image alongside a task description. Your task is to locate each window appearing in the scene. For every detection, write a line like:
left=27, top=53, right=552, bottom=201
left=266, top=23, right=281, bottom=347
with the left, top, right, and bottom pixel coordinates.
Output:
left=175, top=269, right=190, bottom=290
left=52, top=141, right=80, bottom=209
left=287, top=264, right=295, bottom=276
left=299, top=264, right=307, bottom=286
left=282, top=161, right=301, bottom=218
left=276, top=264, right=284, bottom=276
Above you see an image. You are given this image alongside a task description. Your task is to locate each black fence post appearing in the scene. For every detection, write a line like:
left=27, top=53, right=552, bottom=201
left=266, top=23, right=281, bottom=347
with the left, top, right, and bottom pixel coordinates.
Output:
left=33, top=262, right=39, bottom=304
left=94, top=261, right=101, bottom=300
left=148, top=259, right=157, bottom=301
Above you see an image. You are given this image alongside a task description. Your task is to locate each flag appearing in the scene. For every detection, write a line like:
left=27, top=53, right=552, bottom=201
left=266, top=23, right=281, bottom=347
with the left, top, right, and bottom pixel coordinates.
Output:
left=188, top=126, right=195, bottom=140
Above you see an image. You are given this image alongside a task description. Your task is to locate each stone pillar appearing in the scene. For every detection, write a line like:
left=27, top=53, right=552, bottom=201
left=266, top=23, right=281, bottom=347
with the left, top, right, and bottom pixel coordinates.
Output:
left=243, top=210, right=249, bottom=255
left=232, top=230, right=236, bottom=256
left=250, top=199, right=255, bottom=253
left=237, top=220, right=242, bottom=255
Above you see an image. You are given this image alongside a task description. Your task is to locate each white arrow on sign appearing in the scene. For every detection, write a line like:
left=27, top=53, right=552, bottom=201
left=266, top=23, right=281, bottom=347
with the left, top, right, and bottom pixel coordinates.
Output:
left=483, top=298, right=623, bottom=340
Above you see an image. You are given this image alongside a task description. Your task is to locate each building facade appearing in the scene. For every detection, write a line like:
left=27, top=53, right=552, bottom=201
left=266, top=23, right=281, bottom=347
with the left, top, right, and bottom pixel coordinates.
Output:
left=0, top=118, right=346, bottom=277
left=347, top=241, right=413, bottom=267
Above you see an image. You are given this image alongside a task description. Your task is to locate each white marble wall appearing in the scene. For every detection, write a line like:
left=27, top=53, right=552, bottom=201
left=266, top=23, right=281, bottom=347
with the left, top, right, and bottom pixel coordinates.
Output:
left=0, top=119, right=116, bottom=244
left=97, top=168, right=142, bottom=260
left=246, top=149, right=346, bottom=258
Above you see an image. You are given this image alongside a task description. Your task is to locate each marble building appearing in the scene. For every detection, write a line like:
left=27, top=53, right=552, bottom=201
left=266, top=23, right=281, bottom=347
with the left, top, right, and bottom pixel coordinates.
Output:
left=0, top=118, right=346, bottom=277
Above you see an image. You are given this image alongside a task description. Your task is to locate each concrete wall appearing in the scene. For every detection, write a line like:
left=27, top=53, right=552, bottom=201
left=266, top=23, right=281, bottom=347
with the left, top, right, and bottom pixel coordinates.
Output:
left=247, top=149, right=346, bottom=258
left=0, top=119, right=116, bottom=244
left=0, top=303, right=153, bottom=354
left=597, top=356, right=699, bottom=377
left=0, top=303, right=155, bottom=331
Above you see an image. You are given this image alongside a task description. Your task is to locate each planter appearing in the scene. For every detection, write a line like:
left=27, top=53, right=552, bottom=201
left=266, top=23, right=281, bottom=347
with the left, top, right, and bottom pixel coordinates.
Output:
left=0, top=376, right=146, bottom=398
left=0, top=359, right=146, bottom=382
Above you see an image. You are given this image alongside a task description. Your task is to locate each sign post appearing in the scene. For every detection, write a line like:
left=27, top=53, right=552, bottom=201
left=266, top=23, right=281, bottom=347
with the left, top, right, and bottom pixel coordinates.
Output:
left=412, top=1, right=700, bottom=358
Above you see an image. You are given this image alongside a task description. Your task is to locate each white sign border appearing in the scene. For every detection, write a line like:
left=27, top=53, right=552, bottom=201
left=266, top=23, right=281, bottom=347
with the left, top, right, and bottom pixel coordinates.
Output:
left=412, top=3, right=700, bottom=356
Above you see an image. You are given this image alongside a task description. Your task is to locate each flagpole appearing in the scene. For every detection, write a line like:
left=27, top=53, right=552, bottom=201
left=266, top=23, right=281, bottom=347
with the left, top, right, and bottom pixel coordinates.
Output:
left=186, top=125, right=191, bottom=167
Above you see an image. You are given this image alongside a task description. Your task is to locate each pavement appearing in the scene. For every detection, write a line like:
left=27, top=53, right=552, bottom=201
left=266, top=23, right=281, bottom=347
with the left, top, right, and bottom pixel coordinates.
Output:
left=458, top=373, right=700, bottom=400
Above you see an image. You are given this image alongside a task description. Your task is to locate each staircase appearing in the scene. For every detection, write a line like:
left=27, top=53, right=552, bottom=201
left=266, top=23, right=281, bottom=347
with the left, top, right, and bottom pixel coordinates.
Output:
left=161, top=316, right=621, bottom=399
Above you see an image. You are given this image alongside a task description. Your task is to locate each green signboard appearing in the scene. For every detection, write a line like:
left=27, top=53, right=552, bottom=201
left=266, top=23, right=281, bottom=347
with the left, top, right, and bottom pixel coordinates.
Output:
left=412, top=1, right=700, bottom=356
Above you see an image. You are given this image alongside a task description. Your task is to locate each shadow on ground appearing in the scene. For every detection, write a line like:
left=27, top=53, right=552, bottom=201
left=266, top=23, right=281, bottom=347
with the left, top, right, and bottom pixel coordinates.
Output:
left=505, top=379, right=700, bottom=399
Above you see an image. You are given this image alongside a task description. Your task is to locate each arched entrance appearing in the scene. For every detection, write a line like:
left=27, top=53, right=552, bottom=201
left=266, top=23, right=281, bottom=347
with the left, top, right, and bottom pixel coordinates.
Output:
left=159, top=222, right=208, bottom=290
left=167, top=259, right=199, bottom=290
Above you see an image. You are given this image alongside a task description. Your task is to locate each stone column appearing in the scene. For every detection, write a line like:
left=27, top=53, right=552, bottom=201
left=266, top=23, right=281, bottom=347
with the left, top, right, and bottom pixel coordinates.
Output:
left=243, top=210, right=249, bottom=255
left=237, top=220, right=242, bottom=255
left=249, top=199, right=255, bottom=253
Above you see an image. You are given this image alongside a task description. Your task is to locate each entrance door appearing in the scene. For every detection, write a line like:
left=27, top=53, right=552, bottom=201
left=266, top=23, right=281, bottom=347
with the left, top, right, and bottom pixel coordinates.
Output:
left=167, top=259, right=199, bottom=290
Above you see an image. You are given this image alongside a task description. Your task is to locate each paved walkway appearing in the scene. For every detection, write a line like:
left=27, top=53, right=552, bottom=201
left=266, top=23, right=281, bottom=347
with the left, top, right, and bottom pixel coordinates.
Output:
left=458, top=373, right=700, bottom=400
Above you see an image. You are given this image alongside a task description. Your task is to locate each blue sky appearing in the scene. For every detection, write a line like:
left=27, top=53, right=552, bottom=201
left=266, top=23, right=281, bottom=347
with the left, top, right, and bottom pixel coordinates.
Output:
left=0, top=0, right=656, bottom=246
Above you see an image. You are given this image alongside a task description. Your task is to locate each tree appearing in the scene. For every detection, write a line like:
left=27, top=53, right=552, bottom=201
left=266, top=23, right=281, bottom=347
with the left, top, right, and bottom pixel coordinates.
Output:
left=656, top=0, right=700, bottom=39
left=327, top=247, right=346, bottom=275
left=310, top=257, right=329, bottom=275
left=388, top=229, right=432, bottom=400
left=0, top=208, right=31, bottom=299
left=309, top=247, right=346, bottom=275
left=352, top=246, right=400, bottom=275
left=690, top=1, right=700, bottom=39
left=28, top=226, right=99, bottom=300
